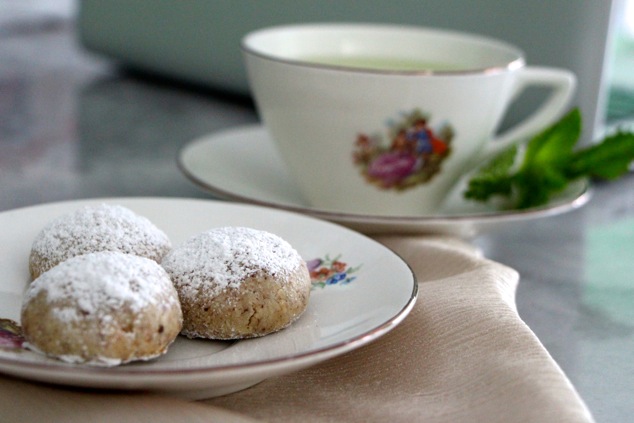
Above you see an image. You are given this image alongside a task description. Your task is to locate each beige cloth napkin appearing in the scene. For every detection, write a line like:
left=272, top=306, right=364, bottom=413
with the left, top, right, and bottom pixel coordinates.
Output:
left=0, top=236, right=594, bottom=423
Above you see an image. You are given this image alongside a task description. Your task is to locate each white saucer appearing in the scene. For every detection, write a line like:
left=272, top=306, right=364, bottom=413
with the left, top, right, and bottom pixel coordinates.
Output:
left=0, top=198, right=416, bottom=399
left=178, top=125, right=591, bottom=237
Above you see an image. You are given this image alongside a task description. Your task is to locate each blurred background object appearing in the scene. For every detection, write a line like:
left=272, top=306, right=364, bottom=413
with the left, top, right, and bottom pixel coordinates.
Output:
left=0, top=0, right=75, bottom=34
left=606, top=0, right=634, bottom=131
left=76, top=0, right=625, bottom=144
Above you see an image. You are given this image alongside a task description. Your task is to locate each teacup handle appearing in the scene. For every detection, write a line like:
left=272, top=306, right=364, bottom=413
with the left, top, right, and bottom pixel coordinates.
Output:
left=480, top=66, right=577, bottom=163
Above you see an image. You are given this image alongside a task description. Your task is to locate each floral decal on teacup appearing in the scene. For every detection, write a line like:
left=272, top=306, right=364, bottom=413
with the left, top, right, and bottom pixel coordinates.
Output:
left=307, top=254, right=361, bottom=289
left=353, top=109, right=453, bottom=190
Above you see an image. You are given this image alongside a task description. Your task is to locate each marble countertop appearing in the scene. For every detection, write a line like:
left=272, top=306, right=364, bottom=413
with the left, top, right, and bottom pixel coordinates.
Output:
left=1, top=19, right=632, bottom=423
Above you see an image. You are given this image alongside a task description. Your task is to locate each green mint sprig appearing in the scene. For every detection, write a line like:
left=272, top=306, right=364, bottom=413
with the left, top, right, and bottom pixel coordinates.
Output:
left=464, top=108, right=634, bottom=209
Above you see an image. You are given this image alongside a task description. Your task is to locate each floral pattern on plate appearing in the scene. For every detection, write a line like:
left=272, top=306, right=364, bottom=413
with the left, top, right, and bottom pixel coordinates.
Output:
left=307, top=254, right=362, bottom=289
left=0, top=318, right=25, bottom=350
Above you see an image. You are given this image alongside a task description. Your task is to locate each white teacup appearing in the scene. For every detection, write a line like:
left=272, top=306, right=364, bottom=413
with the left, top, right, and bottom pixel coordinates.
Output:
left=242, top=23, right=576, bottom=216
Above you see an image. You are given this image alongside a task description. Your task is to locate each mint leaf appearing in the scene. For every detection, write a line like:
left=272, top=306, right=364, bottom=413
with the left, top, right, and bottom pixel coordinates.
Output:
left=567, top=131, right=634, bottom=180
left=463, top=108, right=634, bottom=210
left=510, top=108, right=581, bottom=208
left=465, top=108, right=582, bottom=209
left=464, top=107, right=634, bottom=210
left=464, top=145, right=517, bottom=201
left=521, top=108, right=581, bottom=172
left=514, top=166, right=569, bottom=209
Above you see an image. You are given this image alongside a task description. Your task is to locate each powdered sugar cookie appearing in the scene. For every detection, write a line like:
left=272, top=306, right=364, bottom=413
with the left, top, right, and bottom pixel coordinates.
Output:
left=21, top=251, right=183, bottom=366
left=29, top=204, right=171, bottom=280
left=161, top=227, right=311, bottom=340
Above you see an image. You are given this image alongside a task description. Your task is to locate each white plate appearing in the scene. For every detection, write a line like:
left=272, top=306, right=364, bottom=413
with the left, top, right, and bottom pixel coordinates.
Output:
left=178, top=125, right=592, bottom=238
left=0, top=198, right=417, bottom=399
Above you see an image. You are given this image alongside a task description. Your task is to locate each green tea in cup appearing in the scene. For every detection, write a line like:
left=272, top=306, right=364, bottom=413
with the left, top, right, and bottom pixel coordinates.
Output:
left=298, top=55, right=467, bottom=72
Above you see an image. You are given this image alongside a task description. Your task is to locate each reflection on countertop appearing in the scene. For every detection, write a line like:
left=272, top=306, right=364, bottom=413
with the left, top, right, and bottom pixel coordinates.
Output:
left=0, top=25, right=257, bottom=209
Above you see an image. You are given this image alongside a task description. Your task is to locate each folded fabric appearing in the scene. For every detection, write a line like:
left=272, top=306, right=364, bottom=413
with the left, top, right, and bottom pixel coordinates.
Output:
left=0, top=236, right=594, bottom=423
left=204, top=235, right=594, bottom=422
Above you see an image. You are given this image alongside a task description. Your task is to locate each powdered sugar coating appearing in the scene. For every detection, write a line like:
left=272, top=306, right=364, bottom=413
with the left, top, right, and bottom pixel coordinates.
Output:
left=161, top=226, right=304, bottom=300
left=25, top=252, right=180, bottom=321
left=21, top=251, right=183, bottom=366
left=161, top=226, right=310, bottom=340
left=29, top=204, right=172, bottom=279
